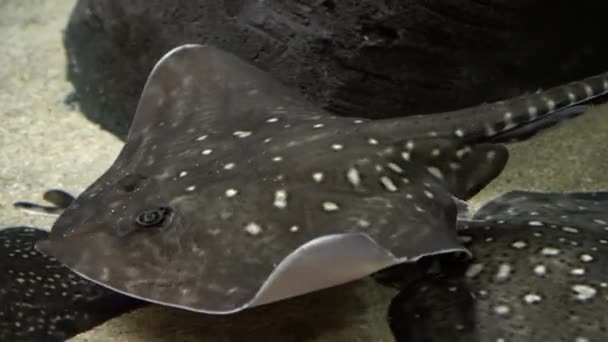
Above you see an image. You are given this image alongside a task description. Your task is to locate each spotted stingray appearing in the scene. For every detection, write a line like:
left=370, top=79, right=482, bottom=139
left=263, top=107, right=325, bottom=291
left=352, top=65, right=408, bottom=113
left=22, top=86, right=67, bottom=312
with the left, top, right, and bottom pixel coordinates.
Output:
left=35, top=44, right=608, bottom=314
left=388, top=191, right=608, bottom=341
left=0, top=227, right=142, bottom=341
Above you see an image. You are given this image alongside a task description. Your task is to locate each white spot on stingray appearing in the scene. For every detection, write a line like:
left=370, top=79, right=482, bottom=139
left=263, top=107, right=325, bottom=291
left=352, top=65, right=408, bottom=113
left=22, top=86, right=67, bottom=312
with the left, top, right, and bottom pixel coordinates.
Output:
left=346, top=168, right=361, bottom=187
left=567, top=92, right=577, bottom=103
left=424, top=190, right=434, bottom=199
left=544, top=97, right=556, bottom=111
left=202, top=149, right=213, bottom=155
left=593, top=219, right=607, bottom=224
left=570, top=268, right=586, bottom=276
left=576, top=337, right=590, bottom=342
left=454, top=129, right=465, bottom=137
left=528, top=105, right=538, bottom=118
left=353, top=119, right=364, bottom=124
left=579, top=254, right=594, bottom=262
left=401, top=151, right=411, bottom=161
left=244, top=222, right=262, bottom=236
left=572, top=284, right=596, bottom=301
left=233, top=131, right=252, bottom=138
left=523, top=293, right=542, bottom=304
left=493, top=305, right=510, bottom=315
left=427, top=167, right=444, bottom=180
left=562, top=226, right=579, bottom=233
left=540, top=247, right=560, bottom=256
left=368, top=138, right=378, bottom=145
left=387, top=163, right=403, bottom=173
left=583, top=83, right=593, bottom=97
left=273, top=190, right=288, bottom=209
left=322, top=202, right=339, bottom=211
left=100, top=267, right=110, bottom=282
left=449, top=162, right=461, bottom=170
left=533, top=264, right=547, bottom=276
left=357, top=219, right=371, bottom=227
left=263, top=138, right=272, bottom=143
left=528, top=220, right=544, bottom=226
left=465, top=263, right=484, bottom=278
left=380, top=176, right=398, bottom=192
left=511, top=241, right=527, bottom=249
left=290, top=225, right=299, bottom=232
left=485, top=124, right=496, bottom=136
left=455, top=147, right=471, bottom=159
left=312, top=172, right=324, bottom=183
left=331, top=144, right=344, bottom=151
left=405, top=141, right=415, bottom=150
left=459, top=235, right=472, bottom=243
left=195, top=135, right=208, bottom=141
left=272, top=156, right=283, bottom=162
left=266, top=117, right=279, bottom=123
left=313, top=123, right=324, bottom=129
left=179, top=171, right=188, bottom=178
left=185, top=185, right=196, bottom=192
left=495, top=264, right=512, bottom=282
left=225, top=189, right=238, bottom=197
left=224, top=163, right=235, bottom=170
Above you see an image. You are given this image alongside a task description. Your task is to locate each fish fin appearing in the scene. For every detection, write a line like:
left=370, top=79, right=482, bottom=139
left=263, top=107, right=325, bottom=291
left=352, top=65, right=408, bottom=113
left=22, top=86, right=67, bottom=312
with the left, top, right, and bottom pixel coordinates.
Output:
left=488, top=105, right=590, bottom=143
left=452, top=196, right=473, bottom=220
left=473, top=190, right=608, bottom=229
left=407, top=139, right=509, bottom=199
left=128, top=44, right=322, bottom=141
left=13, top=189, right=75, bottom=216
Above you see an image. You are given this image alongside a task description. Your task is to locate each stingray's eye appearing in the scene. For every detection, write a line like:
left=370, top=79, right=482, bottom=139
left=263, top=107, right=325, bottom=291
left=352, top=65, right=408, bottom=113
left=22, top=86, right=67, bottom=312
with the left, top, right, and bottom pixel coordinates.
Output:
left=135, top=207, right=171, bottom=227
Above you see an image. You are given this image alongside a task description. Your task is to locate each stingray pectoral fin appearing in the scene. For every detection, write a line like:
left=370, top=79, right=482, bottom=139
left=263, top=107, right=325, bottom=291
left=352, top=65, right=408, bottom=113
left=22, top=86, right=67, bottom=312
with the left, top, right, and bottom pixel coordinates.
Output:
left=407, top=139, right=508, bottom=199
left=128, top=44, right=320, bottom=141
left=488, top=105, right=589, bottom=143
left=250, top=233, right=468, bottom=308
left=453, top=143, right=508, bottom=199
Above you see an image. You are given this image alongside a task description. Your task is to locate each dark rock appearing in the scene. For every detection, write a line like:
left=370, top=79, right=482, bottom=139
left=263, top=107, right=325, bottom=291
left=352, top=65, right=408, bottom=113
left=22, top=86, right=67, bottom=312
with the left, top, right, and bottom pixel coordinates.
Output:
left=64, top=0, right=608, bottom=139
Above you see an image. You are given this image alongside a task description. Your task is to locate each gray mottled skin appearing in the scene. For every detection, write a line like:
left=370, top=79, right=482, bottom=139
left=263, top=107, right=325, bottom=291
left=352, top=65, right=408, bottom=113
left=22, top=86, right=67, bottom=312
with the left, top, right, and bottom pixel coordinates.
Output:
left=389, top=191, right=608, bottom=342
left=0, top=227, right=142, bottom=342
left=36, top=44, right=608, bottom=313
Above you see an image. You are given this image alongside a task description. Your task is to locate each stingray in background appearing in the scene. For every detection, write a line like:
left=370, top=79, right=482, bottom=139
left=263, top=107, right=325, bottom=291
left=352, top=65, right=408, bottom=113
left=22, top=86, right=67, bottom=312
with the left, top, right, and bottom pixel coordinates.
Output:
left=388, top=190, right=608, bottom=341
left=27, top=44, right=608, bottom=314
left=0, top=226, right=143, bottom=341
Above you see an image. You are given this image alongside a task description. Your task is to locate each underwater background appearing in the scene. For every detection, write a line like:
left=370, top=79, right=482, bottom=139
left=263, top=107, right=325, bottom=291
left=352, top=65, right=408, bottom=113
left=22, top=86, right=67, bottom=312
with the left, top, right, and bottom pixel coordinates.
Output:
left=1, top=1, right=607, bottom=341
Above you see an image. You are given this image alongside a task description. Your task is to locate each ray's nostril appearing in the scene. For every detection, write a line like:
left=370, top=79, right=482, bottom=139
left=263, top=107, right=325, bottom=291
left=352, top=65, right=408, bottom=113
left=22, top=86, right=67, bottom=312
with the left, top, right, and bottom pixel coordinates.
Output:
left=134, top=207, right=171, bottom=227
left=117, top=174, right=148, bottom=193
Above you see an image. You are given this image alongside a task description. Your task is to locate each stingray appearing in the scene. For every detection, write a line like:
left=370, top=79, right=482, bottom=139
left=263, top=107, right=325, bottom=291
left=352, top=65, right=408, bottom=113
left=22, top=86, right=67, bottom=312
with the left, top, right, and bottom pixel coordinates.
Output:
left=0, top=226, right=142, bottom=342
left=388, top=190, right=608, bottom=341
left=33, top=44, right=608, bottom=314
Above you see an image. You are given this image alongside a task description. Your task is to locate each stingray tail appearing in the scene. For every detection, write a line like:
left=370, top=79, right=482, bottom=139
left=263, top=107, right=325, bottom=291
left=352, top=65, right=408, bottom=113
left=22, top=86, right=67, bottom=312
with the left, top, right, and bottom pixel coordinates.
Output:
left=467, top=71, right=608, bottom=143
